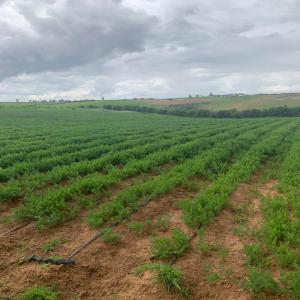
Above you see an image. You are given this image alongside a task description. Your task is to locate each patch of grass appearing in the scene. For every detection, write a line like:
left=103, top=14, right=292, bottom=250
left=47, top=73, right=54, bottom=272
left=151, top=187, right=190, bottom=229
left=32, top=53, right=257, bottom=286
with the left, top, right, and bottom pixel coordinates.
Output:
left=231, top=203, right=250, bottom=225
left=0, top=215, right=13, bottom=224
left=100, top=228, right=121, bottom=245
left=243, top=243, right=267, bottom=267
left=242, top=267, right=279, bottom=297
left=202, top=265, right=222, bottom=283
left=134, top=263, right=188, bottom=295
left=156, top=215, right=170, bottom=231
left=151, top=228, right=190, bottom=259
left=197, top=241, right=213, bottom=256
left=182, top=179, right=200, bottom=192
left=197, top=239, right=228, bottom=261
left=42, top=239, right=64, bottom=253
left=281, top=269, right=300, bottom=299
left=76, top=196, right=96, bottom=209
left=215, top=244, right=229, bottom=262
left=232, top=225, right=256, bottom=238
left=127, top=219, right=152, bottom=235
left=20, top=285, right=57, bottom=300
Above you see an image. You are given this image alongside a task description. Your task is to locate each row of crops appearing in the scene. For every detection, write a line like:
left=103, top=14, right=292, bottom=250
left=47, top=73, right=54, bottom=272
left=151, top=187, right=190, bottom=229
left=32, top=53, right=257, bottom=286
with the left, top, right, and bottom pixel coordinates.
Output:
left=1, top=106, right=300, bottom=298
left=240, top=132, right=300, bottom=298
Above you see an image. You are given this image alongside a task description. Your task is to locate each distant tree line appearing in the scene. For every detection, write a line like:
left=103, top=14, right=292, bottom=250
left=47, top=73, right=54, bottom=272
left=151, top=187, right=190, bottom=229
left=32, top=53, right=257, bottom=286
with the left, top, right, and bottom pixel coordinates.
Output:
left=102, top=104, right=300, bottom=118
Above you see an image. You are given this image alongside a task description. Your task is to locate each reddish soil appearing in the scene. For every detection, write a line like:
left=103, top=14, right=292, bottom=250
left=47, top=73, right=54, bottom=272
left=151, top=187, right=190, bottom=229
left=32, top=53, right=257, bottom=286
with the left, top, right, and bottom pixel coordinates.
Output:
left=0, top=186, right=195, bottom=299
left=0, top=174, right=279, bottom=300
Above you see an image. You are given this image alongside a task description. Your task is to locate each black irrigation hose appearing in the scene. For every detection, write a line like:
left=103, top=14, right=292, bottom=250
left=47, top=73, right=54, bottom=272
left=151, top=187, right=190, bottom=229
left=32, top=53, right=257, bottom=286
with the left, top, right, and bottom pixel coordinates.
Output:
left=26, top=196, right=155, bottom=266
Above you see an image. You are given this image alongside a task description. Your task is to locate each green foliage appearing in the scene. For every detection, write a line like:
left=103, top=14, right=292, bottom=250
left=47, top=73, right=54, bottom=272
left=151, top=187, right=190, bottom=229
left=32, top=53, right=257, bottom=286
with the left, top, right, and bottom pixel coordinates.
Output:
left=42, top=239, right=64, bottom=253
left=127, top=219, right=152, bottom=235
left=150, top=228, right=190, bottom=259
left=134, top=263, right=188, bottom=295
left=20, top=286, right=57, bottom=300
left=243, top=268, right=279, bottom=297
left=100, top=228, right=121, bottom=245
left=104, top=103, right=300, bottom=118
left=202, top=265, right=222, bottom=283
left=281, top=269, right=300, bottom=299
left=243, top=244, right=265, bottom=267
left=156, top=216, right=170, bottom=231
left=198, top=241, right=213, bottom=256
left=215, top=244, right=229, bottom=262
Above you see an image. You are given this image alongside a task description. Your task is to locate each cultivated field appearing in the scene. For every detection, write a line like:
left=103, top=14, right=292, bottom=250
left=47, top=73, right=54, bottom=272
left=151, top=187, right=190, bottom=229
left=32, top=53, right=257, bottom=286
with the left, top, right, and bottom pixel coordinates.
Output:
left=1, top=105, right=300, bottom=299
left=147, top=93, right=300, bottom=110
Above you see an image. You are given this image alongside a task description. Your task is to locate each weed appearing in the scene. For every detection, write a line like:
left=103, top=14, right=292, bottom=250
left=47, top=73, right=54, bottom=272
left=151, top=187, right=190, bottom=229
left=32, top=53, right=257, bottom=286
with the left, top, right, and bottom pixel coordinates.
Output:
left=42, top=239, right=64, bottom=253
left=100, top=228, right=120, bottom=245
left=182, top=179, right=200, bottom=192
left=242, top=267, right=279, bottom=297
left=243, top=244, right=265, bottom=267
left=20, top=285, right=57, bottom=300
left=134, top=263, right=188, bottom=295
left=215, top=244, right=229, bottom=262
left=76, top=196, right=96, bottom=209
left=156, top=215, right=170, bottom=231
left=202, top=265, right=222, bottom=283
left=281, top=269, right=300, bottom=299
left=127, top=219, right=152, bottom=235
left=0, top=215, right=12, bottom=224
left=151, top=228, right=190, bottom=259
left=197, top=241, right=213, bottom=256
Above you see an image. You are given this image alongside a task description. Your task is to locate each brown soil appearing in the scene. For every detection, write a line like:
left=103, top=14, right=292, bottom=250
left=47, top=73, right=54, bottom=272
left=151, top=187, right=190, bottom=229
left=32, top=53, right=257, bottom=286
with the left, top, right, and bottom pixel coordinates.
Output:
left=0, top=175, right=279, bottom=300
left=0, top=186, right=195, bottom=299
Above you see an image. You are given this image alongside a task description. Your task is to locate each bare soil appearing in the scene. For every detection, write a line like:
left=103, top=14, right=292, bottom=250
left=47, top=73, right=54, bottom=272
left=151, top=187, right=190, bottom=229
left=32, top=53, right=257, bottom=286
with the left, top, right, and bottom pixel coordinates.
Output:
left=0, top=175, right=279, bottom=300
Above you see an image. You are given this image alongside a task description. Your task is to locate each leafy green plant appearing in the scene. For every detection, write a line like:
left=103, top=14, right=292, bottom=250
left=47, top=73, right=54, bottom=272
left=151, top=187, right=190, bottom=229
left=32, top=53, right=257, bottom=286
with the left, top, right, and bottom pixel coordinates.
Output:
left=243, top=244, right=265, bottom=267
left=202, top=265, right=222, bottom=283
left=198, top=241, right=213, bottom=256
left=20, top=285, right=57, bottom=300
left=127, top=219, right=152, bottom=235
left=151, top=228, right=190, bottom=259
left=100, top=228, right=120, bottom=245
left=215, top=244, right=229, bottom=262
left=134, top=263, right=188, bottom=295
left=156, top=215, right=170, bottom=231
left=42, top=239, right=64, bottom=253
left=243, top=267, right=279, bottom=297
left=281, top=269, right=300, bottom=299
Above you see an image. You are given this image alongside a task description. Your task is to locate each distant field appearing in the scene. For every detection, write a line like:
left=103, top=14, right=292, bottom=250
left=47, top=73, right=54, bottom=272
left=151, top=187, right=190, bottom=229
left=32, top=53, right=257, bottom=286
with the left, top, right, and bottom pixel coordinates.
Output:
left=145, top=93, right=300, bottom=111
left=57, top=93, right=300, bottom=111
left=1, top=93, right=300, bottom=111
left=1, top=104, right=300, bottom=299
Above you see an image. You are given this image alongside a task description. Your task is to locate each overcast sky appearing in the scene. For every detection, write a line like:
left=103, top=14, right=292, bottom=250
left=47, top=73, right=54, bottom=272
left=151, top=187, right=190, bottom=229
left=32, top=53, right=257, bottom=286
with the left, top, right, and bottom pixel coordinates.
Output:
left=1, top=0, right=300, bottom=101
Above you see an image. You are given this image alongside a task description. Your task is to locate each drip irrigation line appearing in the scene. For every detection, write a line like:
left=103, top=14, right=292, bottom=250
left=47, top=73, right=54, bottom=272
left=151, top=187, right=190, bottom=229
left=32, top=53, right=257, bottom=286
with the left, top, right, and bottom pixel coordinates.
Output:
left=27, top=196, right=154, bottom=265
left=0, top=222, right=31, bottom=239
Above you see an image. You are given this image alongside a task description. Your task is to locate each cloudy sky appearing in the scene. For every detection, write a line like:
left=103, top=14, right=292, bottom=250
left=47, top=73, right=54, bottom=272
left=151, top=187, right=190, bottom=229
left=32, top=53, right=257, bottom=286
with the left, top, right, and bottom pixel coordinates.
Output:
left=1, top=0, right=300, bottom=101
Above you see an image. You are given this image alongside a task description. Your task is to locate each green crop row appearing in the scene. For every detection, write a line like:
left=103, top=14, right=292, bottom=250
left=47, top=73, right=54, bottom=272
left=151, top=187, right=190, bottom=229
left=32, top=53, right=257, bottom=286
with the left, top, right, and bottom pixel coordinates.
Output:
left=86, top=121, right=282, bottom=229
left=181, top=121, right=298, bottom=229
left=0, top=123, right=225, bottom=201
left=13, top=120, right=270, bottom=228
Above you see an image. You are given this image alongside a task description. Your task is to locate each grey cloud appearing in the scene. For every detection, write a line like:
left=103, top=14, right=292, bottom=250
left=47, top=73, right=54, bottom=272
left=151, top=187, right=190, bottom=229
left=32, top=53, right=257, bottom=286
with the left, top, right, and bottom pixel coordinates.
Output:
left=1, top=0, right=300, bottom=101
left=0, top=0, right=156, bottom=80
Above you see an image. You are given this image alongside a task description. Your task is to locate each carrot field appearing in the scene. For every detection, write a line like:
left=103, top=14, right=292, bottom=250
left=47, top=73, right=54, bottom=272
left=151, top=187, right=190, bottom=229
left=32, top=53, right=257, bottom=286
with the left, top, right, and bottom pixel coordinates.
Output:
left=1, top=105, right=300, bottom=299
